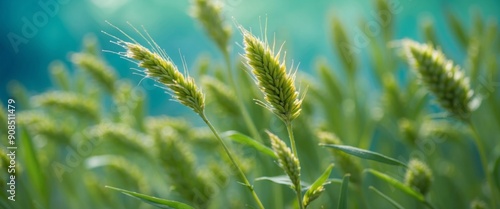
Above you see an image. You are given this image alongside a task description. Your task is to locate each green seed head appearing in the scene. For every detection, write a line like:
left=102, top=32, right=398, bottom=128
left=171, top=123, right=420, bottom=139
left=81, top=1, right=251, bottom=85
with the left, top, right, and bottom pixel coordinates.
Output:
left=302, top=185, right=325, bottom=208
left=332, top=17, right=357, bottom=76
left=403, top=40, right=475, bottom=121
left=404, top=159, right=433, bottom=195
left=125, top=42, right=205, bottom=114
left=192, top=0, right=231, bottom=53
left=470, top=199, right=488, bottom=209
left=34, top=91, right=99, bottom=120
left=267, top=131, right=301, bottom=189
left=71, top=53, right=117, bottom=93
left=202, top=76, right=239, bottom=115
left=18, top=111, right=71, bottom=143
left=242, top=30, right=303, bottom=123
left=398, top=118, right=418, bottom=144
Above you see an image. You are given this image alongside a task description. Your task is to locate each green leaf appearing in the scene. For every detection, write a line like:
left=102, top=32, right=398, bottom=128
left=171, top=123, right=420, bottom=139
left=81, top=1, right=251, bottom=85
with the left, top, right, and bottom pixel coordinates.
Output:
left=255, top=176, right=310, bottom=190
left=19, top=127, right=48, bottom=207
left=369, top=186, right=406, bottom=209
left=222, top=131, right=277, bottom=159
left=106, top=186, right=194, bottom=209
left=306, top=164, right=334, bottom=194
left=365, top=169, right=425, bottom=202
left=493, top=155, right=500, bottom=191
left=303, top=164, right=334, bottom=208
left=337, top=174, right=350, bottom=209
left=320, top=144, right=407, bottom=167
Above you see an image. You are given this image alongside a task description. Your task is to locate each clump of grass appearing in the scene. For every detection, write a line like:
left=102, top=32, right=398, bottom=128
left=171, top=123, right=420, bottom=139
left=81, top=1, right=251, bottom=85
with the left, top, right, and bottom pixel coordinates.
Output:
left=106, top=24, right=265, bottom=209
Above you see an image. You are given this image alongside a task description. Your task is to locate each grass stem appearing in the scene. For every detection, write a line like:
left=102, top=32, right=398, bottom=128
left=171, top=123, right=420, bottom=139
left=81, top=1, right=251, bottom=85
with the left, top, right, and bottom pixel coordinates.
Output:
left=199, top=112, right=265, bottom=209
left=286, top=122, right=303, bottom=209
left=222, top=51, right=263, bottom=142
left=467, top=119, right=497, bottom=209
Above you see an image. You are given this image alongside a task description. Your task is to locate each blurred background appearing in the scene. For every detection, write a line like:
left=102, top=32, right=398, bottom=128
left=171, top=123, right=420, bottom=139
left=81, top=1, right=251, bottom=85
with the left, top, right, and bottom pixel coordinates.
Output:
left=1, top=0, right=499, bottom=115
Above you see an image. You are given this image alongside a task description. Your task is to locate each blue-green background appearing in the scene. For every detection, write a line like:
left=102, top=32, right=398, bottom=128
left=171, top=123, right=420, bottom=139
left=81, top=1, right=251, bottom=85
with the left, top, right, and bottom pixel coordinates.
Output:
left=1, top=0, right=499, bottom=115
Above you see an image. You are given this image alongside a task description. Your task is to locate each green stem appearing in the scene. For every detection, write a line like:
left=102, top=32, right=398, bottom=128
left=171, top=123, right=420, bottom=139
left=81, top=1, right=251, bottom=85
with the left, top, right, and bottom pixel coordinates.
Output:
left=199, top=112, right=265, bottom=209
left=467, top=120, right=497, bottom=208
left=286, top=122, right=303, bottom=209
left=223, top=51, right=263, bottom=142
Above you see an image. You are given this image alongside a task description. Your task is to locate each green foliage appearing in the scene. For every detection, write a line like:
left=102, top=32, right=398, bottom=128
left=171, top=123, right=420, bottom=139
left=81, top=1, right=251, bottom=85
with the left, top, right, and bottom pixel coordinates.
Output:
left=106, top=186, right=195, bottom=209
left=4, top=0, right=500, bottom=209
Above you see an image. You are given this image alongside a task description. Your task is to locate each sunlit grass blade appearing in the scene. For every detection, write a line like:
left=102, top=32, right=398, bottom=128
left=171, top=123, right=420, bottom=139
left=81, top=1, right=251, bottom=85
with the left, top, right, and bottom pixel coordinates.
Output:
left=303, top=164, right=334, bottom=208
left=105, top=186, right=195, bottom=209
left=222, top=131, right=277, bottom=159
left=337, top=174, right=350, bottom=209
left=320, top=144, right=407, bottom=167
left=369, top=186, right=405, bottom=209
left=364, top=169, right=425, bottom=202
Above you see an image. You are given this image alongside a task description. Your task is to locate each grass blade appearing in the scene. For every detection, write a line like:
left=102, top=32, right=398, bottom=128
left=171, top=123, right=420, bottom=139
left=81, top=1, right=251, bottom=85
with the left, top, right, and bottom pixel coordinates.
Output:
left=255, top=176, right=310, bottom=190
left=493, top=155, right=500, bottom=191
left=19, top=127, right=48, bottom=207
left=320, top=144, right=407, bottom=167
left=369, top=186, right=406, bottom=209
left=303, top=164, right=334, bottom=208
left=106, top=186, right=194, bottom=209
left=337, top=174, right=350, bottom=209
left=365, top=169, right=425, bottom=202
left=222, top=131, right=277, bottom=159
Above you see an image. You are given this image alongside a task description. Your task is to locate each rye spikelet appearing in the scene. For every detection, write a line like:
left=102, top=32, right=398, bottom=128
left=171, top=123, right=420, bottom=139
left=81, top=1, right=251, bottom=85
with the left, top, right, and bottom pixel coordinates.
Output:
left=332, top=17, right=357, bottom=75
left=49, top=61, right=71, bottom=91
left=18, top=111, right=71, bottom=143
left=124, top=42, right=205, bottom=114
left=267, top=131, right=301, bottom=190
left=470, top=199, right=488, bottom=209
left=202, top=76, right=239, bottom=115
left=72, top=53, right=117, bottom=93
left=403, top=40, right=475, bottom=120
left=34, top=91, right=99, bottom=120
left=156, top=131, right=214, bottom=207
left=242, top=29, right=302, bottom=123
left=404, top=159, right=433, bottom=195
left=191, top=0, right=231, bottom=52
left=88, top=123, right=151, bottom=155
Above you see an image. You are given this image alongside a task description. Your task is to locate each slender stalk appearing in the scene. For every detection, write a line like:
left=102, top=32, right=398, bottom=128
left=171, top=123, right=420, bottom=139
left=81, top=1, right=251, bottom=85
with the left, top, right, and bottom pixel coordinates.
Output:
left=222, top=51, right=263, bottom=142
left=286, top=122, right=303, bottom=209
left=467, top=120, right=497, bottom=208
left=199, top=112, right=265, bottom=209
